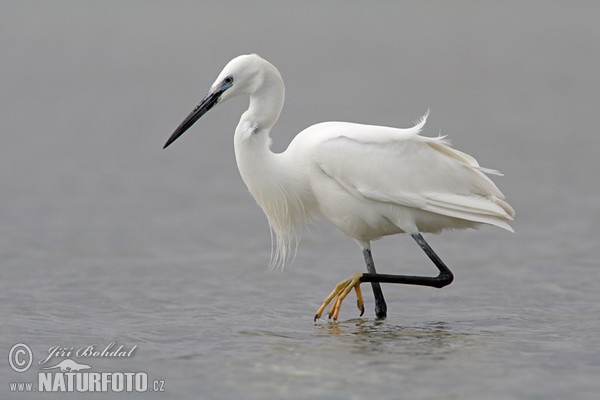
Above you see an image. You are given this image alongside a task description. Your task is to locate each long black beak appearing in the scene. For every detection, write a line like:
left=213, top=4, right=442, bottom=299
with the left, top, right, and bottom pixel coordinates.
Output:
left=163, top=90, right=222, bottom=149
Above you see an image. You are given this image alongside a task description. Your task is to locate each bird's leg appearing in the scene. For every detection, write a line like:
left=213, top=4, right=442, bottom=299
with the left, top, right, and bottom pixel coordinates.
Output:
left=360, top=233, right=454, bottom=288
left=363, top=248, right=387, bottom=320
left=313, top=248, right=385, bottom=322
left=314, top=233, right=454, bottom=322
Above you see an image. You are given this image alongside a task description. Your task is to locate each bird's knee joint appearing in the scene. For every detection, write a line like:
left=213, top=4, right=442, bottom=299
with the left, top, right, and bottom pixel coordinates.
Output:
left=435, top=272, right=454, bottom=288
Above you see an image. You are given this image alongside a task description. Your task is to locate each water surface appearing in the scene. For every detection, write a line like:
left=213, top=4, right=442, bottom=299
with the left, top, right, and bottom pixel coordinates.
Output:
left=1, top=2, right=599, bottom=399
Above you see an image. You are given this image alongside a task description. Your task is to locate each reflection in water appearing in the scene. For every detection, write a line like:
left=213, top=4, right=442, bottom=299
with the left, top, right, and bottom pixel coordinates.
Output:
left=229, top=319, right=480, bottom=398
left=315, top=319, right=471, bottom=358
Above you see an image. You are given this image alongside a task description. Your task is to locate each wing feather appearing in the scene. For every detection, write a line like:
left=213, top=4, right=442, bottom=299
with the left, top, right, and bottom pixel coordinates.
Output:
left=304, top=114, right=514, bottom=231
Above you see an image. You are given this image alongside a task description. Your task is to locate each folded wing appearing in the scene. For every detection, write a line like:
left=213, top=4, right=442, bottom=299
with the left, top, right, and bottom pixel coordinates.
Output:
left=312, top=115, right=515, bottom=232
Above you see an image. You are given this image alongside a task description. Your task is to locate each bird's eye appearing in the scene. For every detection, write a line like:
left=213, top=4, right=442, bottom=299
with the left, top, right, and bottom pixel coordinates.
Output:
left=224, top=76, right=234, bottom=85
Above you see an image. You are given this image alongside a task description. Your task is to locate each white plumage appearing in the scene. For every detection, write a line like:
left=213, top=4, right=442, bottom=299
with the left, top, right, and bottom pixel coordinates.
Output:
left=164, top=54, right=514, bottom=320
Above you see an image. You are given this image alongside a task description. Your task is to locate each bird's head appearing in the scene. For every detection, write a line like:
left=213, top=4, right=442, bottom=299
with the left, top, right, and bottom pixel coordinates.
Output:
left=163, top=54, right=276, bottom=149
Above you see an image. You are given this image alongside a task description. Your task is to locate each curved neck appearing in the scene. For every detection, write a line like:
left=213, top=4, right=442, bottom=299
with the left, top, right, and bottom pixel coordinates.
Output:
left=230, top=66, right=314, bottom=266
left=233, top=66, right=286, bottom=186
left=246, top=81, right=285, bottom=133
left=235, top=66, right=285, bottom=138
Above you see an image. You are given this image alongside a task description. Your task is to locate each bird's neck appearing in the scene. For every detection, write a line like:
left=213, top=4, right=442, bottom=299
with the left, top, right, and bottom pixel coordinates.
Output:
left=233, top=85, right=314, bottom=266
left=233, top=95, right=283, bottom=195
left=233, top=77, right=286, bottom=190
left=246, top=84, right=284, bottom=132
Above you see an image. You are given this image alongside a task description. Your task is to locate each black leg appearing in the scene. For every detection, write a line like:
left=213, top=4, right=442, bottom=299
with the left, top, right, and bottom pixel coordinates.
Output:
left=362, top=249, right=387, bottom=320
left=360, top=233, right=454, bottom=289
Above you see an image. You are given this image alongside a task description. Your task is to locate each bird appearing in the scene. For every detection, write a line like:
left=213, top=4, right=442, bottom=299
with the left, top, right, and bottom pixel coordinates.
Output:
left=163, top=54, right=514, bottom=322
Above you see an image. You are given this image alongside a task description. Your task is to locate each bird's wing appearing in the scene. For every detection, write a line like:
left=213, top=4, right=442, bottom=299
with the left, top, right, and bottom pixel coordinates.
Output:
left=306, top=115, right=514, bottom=231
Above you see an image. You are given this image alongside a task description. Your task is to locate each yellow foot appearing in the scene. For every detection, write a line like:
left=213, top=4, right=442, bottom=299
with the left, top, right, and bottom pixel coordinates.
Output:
left=314, top=273, right=364, bottom=322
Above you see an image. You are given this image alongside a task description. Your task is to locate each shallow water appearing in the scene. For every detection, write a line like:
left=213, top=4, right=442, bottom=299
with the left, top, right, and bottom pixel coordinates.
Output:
left=2, top=2, right=600, bottom=399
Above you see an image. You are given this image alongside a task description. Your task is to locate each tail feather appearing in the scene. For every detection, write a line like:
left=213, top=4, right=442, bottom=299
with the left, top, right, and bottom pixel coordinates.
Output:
left=424, top=194, right=515, bottom=232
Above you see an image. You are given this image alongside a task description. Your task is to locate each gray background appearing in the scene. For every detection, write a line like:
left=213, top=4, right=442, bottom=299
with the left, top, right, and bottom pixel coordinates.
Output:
left=1, top=1, right=599, bottom=399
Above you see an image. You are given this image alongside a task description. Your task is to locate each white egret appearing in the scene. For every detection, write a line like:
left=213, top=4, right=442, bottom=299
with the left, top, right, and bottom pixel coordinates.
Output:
left=163, top=54, right=514, bottom=321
